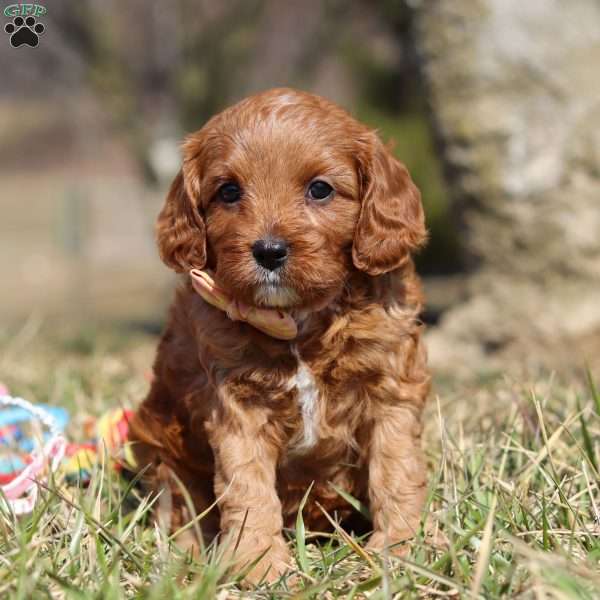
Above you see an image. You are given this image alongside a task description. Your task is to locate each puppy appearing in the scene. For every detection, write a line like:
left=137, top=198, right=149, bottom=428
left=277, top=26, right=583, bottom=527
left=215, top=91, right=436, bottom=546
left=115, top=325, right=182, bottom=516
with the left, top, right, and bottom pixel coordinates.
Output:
left=130, top=88, right=430, bottom=582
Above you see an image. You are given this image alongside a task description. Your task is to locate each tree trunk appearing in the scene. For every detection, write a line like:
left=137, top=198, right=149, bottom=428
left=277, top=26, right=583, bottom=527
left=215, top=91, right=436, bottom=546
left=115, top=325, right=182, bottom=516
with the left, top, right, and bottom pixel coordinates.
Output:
left=412, top=0, right=600, bottom=372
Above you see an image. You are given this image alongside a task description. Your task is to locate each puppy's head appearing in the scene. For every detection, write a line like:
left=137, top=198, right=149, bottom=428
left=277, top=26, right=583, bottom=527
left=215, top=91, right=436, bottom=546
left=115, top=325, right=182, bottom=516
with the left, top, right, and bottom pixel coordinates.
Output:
left=157, top=88, right=426, bottom=310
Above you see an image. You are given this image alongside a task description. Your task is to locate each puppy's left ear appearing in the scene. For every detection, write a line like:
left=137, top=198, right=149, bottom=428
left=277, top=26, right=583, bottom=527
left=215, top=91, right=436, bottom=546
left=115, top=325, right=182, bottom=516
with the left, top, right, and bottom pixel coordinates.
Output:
left=353, top=135, right=427, bottom=275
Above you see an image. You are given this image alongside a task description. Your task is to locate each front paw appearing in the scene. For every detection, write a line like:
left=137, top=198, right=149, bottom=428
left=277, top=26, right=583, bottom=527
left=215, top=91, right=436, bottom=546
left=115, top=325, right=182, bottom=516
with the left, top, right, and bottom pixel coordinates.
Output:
left=227, top=534, right=294, bottom=585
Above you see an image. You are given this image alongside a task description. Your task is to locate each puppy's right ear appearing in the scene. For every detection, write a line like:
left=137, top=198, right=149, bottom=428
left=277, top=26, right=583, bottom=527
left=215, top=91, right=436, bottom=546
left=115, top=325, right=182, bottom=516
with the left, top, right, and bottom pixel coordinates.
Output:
left=156, top=170, right=206, bottom=272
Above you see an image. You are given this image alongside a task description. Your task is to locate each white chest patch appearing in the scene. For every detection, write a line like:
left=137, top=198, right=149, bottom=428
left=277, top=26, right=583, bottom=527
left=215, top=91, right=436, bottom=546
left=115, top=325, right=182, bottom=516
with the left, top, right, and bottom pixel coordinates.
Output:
left=289, top=355, right=320, bottom=454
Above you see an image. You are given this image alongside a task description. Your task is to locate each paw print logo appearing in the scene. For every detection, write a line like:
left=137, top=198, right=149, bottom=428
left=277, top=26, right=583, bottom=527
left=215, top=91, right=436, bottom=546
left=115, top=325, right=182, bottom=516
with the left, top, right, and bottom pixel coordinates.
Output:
left=4, top=15, right=45, bottom=48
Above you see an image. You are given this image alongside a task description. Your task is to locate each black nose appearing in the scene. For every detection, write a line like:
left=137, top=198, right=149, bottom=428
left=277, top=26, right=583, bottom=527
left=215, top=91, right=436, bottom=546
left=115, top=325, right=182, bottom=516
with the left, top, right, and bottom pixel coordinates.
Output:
left=252, top=238, right=288, bottom=270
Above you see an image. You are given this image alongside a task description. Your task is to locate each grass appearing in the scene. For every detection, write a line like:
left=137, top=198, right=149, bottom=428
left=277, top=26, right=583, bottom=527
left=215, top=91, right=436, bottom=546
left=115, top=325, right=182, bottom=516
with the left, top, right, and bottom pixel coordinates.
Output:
left=1, top=322, right=600, bottom=599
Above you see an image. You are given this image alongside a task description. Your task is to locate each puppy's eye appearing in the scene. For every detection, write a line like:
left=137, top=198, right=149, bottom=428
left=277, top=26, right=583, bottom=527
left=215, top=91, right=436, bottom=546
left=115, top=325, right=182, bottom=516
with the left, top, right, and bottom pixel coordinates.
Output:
left=307, top=180, right=334, bottom=202
left=217, top=182, right=241, bottom=204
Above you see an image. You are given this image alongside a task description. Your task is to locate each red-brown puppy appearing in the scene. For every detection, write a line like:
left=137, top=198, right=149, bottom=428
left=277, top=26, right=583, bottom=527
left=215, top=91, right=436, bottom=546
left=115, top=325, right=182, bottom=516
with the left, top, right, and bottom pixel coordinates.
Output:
left=130, top=87, right=430, bottom=583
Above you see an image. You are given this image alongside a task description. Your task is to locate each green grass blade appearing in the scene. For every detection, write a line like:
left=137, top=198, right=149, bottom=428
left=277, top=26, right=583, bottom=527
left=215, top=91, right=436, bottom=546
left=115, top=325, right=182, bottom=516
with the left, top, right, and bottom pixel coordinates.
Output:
left=329, top=482, right=372, bottom=521
left=541, top=494, right=550, bottom=551
left=577, top=396, right=598, bottom=471
left=586, top=366, right=600, bottom=416
left=295, top=481, right=314, bottom=575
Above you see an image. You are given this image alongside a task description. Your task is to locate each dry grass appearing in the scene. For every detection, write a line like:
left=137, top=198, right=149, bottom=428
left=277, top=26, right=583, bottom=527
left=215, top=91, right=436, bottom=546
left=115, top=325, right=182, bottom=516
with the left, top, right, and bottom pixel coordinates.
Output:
left=1, top=321, right=599, bottom=599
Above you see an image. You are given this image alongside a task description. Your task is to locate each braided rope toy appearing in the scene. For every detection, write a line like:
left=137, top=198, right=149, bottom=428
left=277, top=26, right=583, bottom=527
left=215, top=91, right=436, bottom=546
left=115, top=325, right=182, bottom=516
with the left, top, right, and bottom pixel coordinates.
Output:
left=0, top=392, right=67, bottom=515
left=0, top=384, right=134, bottom=515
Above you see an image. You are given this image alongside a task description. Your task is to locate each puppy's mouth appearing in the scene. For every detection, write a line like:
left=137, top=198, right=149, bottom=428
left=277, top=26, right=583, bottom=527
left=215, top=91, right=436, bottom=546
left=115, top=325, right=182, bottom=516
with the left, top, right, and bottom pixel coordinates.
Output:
left=253, top=269, right=301, bottom=308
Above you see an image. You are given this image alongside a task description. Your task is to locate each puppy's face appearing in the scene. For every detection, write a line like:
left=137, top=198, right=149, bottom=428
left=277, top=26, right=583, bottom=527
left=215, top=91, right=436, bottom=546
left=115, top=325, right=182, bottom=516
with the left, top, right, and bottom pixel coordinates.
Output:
left=157, top=88, right=426, bottom=311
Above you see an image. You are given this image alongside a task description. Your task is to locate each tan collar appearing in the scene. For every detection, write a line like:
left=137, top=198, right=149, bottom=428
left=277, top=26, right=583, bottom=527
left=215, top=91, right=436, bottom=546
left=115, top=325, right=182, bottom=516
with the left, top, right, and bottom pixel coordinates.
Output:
left=189, top=269, right=298, bottom=340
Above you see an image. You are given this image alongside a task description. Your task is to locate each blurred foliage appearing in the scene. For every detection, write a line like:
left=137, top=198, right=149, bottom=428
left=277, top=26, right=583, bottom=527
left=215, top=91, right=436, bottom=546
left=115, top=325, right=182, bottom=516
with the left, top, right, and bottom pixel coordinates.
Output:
left=43, top=0, right=459, bottom=275
left=174, top=1, right=264, bottom=132
left=340, top=0, right=460, bottom=274
left=49, top=1, right=265, bottom=184
left=357, top=106, right=460, bottom=275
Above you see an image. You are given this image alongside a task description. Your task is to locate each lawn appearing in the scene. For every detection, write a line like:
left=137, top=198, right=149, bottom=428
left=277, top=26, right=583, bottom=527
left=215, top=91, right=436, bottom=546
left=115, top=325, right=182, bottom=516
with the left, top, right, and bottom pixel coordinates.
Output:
left=1, top=323, right=599, bottom=599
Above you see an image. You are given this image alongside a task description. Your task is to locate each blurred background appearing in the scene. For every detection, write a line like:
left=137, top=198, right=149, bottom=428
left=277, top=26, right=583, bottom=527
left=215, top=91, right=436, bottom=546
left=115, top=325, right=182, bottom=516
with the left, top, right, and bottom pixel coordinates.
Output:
left=1, top=0, right=599, bottom=372
left=0, top=1, right=454, bottom=325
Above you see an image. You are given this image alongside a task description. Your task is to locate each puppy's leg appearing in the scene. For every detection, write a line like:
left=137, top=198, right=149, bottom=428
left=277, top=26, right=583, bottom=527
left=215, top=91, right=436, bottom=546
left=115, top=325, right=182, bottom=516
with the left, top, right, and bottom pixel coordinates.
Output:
left=208, top=402, right=291, bottom=584
left=366, top=406, right=426, bottom=555
left=129, top=384, right=219, bottom=551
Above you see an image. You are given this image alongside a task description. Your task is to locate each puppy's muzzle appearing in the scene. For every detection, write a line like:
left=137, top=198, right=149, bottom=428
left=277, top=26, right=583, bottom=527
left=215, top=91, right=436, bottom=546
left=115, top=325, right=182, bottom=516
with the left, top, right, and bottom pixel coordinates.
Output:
left=252, top=238, right=288, bottom=271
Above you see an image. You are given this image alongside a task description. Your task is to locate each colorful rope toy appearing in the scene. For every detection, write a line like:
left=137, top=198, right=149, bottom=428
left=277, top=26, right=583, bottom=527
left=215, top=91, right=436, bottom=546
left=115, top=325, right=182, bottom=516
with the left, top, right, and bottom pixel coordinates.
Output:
left=0, top=383, right=134, bottom=515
